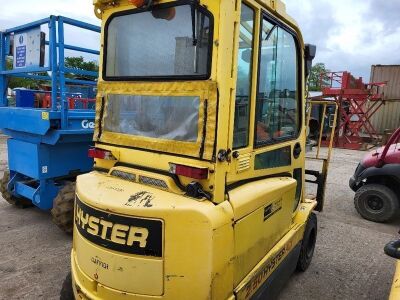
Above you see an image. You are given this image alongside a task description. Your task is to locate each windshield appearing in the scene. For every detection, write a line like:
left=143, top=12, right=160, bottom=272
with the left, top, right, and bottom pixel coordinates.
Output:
left=105, top=3, right=213, bottom=80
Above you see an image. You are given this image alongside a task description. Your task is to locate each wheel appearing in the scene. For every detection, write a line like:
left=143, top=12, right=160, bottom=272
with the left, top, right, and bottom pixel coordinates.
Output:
left=354, top=184, right=399, bottom=223
left=296, top=212, right=317, bottom=272
left=51, top=182, right=76, bottom=234
left=0, top=170, right=33, bottom=208
left=60, top=272, right=74, bottom=300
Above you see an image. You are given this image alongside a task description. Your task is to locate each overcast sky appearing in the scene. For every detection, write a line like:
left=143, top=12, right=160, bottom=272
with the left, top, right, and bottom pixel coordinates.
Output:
left=1, top=0, right=399, bottom=81
left=286, top=0, right=400, bottom=80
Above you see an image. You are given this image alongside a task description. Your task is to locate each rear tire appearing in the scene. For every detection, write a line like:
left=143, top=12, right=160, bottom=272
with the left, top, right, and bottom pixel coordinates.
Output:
left=60, top=272, right=74, bottom=300
left=354, top=184, right=399, bottom=223
left=51, top=182, right=76, bottom=234
left=0, top=170, right=33, bottom=208
left=296, top=213, right=317, bottom=272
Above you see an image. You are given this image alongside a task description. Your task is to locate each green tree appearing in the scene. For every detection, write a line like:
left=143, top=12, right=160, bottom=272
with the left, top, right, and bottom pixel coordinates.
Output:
left=64, top=56, right=98, bottom=81
left=4, top=56, right=98, bottom=89
left=65, top=56, right=98, bottom=73
left=308, top=63, right=330, bottom=91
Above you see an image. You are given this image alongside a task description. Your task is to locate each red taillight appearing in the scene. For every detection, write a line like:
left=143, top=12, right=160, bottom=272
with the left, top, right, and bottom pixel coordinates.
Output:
left=88, top=148, right=115, bottom=160
left=169, top=163, right=208, bottom=180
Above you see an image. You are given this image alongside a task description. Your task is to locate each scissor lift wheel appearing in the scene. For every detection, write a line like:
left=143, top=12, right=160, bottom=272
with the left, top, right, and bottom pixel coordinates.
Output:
left=0, top=170, right=33, bottom=208
left=51, top=182, right=76, bottom=234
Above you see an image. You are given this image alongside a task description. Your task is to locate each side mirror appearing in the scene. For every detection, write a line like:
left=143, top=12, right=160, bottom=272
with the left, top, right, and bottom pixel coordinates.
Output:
left=305, top=44, right=317, bottom=78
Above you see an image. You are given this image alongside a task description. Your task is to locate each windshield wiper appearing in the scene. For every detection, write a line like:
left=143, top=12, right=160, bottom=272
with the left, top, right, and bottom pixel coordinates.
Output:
left=191, top=5, right=198, bottom=47
left=191, top=5, right=206, bottom=74
left=191, top=5, right=199, bottom=73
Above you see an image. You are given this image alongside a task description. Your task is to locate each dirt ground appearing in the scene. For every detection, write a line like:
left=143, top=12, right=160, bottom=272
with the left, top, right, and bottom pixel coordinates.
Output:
left=0, top=135, right=399, bottom=300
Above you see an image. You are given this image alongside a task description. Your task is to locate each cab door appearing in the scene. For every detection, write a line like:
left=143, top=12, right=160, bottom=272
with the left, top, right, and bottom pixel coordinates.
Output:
left=227, top=0, right=305, bottom=285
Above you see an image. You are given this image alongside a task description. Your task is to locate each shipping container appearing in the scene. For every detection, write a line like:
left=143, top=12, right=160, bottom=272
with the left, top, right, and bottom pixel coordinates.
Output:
left=369, top=65, right=400, bottom=134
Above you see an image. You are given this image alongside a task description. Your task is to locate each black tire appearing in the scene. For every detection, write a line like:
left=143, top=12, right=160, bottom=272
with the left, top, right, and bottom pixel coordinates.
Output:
left=0, top=170, right=33, bottom=208
left=354, top=184, right=399, bottom=223
left=296, top=213, right=317, bottom=272
left=51, top=182, right=76, bottom=234
left=60, top=272, right=74, bottom=300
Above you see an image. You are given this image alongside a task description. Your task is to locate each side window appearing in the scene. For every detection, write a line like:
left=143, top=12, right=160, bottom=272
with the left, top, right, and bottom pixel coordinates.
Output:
left=255, top=17, right=299, bottom=147
left=233, top=3, right=255, bottom=149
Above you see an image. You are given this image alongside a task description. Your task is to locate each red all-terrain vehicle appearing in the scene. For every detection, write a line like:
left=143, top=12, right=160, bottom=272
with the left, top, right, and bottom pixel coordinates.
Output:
left=350, top=128, right=400, bottom=222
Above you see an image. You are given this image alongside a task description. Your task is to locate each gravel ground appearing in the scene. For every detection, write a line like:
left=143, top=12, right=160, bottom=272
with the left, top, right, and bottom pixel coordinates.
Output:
left=280, top=148, right=400, bottom=300
left=0, top=136, right=398, bottom=300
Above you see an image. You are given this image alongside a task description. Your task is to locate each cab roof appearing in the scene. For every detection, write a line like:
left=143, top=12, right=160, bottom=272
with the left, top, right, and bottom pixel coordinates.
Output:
left=94, top=0, right=298, bottom=27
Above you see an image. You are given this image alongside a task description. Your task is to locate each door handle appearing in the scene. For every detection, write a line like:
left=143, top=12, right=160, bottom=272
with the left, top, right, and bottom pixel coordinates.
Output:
left=293, top=143, right=302, bottom=159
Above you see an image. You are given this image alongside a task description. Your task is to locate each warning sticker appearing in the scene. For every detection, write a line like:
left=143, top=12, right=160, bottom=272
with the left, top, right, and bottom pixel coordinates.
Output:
left=42, top=112, right=49, bottom=120
left=15, top=45, right=26, bottom=68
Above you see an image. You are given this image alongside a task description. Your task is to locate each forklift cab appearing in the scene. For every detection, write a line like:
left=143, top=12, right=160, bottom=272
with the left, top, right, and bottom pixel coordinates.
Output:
left=66, top=0, right=321, bottom=299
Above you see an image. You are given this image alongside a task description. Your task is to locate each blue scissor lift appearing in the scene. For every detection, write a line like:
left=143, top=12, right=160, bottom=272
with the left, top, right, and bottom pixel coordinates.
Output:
left=0, top=16, right=100, bottom=232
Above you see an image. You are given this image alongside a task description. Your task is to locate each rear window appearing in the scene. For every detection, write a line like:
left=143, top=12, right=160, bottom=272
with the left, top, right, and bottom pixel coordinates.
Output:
left=104, top=3, right=213, bottom=80
left=104, top=94, right=200, bottom=142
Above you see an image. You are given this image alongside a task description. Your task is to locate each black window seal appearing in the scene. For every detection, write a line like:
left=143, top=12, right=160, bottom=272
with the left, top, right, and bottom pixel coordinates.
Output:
left=253, top=10, right=303, bottom=149
left=233, top=2, right=256, bottom=150
left=226, top=172, right=292, bottom=192
left=102, top=0, right=214, bottom=82
left=97, top=95, right=105, bottom=140
left=199, top=98, right=208, bottom=159
left=211, top=88, right=220, bottom=162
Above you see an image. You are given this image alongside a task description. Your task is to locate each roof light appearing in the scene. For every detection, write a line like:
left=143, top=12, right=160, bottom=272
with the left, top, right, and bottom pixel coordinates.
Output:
left=152, top=7, right=176, bottom=21
left=88, top=148, right=115, bottom=160
left=169, top=163, right=208, bottom=180
left=129, top=0, right=150, bottom=8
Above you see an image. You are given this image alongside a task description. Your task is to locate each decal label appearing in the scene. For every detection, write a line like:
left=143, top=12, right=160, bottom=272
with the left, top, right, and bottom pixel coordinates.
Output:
left=237, top=238, right=294, bottom=300
left=75, top=197, right=163, bottom=257
left=81, top=120, right=95, bottom=129
left=42, top=112, right=49, bottom=120
left=264, top=199, right=282, bottom=221
left=91, top=256, right=109, bottom=270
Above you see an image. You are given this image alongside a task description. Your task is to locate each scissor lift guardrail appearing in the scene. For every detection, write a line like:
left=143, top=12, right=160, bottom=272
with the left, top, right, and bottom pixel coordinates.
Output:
left=0, top=16, right=100, bottom=210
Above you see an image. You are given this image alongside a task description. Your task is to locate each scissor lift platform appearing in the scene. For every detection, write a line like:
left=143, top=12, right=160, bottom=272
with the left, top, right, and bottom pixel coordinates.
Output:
left=0, top=16, right=100, bottom=230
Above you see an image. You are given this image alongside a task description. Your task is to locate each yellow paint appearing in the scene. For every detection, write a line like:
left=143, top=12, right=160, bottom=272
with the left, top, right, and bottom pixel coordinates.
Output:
left=231, top=177, right=297, bottom=285
left=389, top=261, right=400, bottom=300
left=70, top=0, right=320, bottom=299
left=74, top=225, right=164, bottom=295
left=41, top=111, right=49, bottom=120
left=71, top=174, right=314, bottom=299
left=73, top=171, right=235, bottom=299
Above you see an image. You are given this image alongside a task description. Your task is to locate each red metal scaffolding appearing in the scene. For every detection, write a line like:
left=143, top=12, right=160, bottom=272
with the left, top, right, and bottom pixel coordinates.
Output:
left=311, top=71, right=387, bottom=150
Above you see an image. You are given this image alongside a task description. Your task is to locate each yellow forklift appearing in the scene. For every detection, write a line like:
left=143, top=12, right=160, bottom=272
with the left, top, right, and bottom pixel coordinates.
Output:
left=61, top=0, right=327, bottom=299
